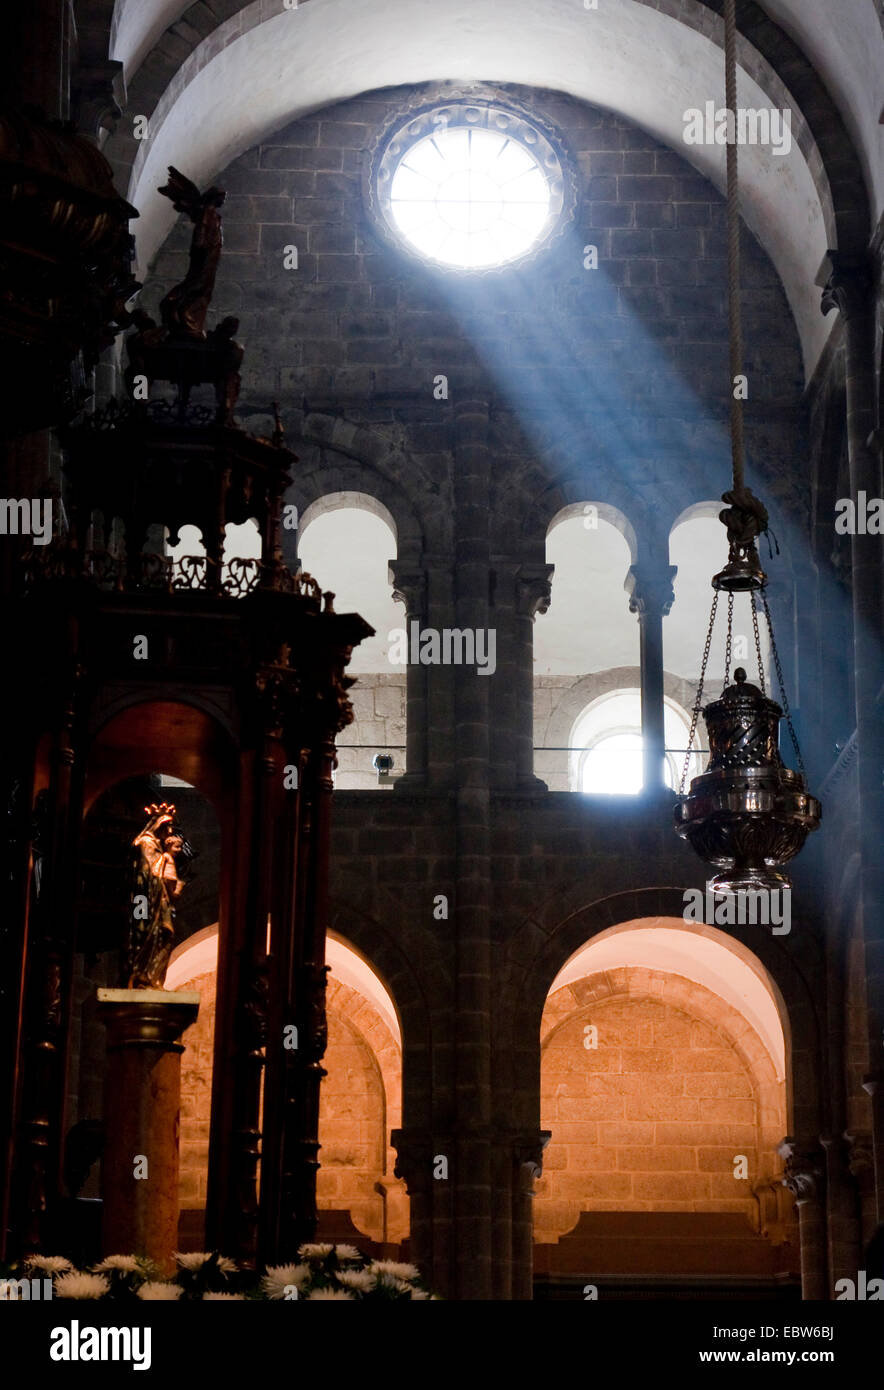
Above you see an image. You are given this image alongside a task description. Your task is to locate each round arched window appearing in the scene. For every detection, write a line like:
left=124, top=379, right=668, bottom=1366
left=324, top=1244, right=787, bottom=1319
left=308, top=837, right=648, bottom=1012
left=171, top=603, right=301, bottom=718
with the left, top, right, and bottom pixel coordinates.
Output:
left=570, top=691, right=702, bottom=795
left=374, top=103, right=567, bottom=269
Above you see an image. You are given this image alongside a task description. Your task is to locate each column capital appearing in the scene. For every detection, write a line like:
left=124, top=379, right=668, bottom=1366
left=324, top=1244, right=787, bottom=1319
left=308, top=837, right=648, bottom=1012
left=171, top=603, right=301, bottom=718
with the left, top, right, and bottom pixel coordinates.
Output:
left=512, top=1130, right=551, bottom=1182
left=390, top=1129, right=440, bottom=1196
left=821, top=250, right=874, bottom=322
left=97, top=989, right=200, bottom=1049
left=625, top=564, right=677, bottom=617
left=844, top=1130, right=874, bottom=1184
left=777, top=1136, right=825, bottom=1203
left=516, top=563, right=554, bottom=620
left=388, top=559, right=427, bottom=615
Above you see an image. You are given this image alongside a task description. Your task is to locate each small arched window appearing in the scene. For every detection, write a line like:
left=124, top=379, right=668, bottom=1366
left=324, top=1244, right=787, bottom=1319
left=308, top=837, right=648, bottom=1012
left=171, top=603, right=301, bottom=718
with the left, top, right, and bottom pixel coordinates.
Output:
left=570, top=690, right=699, bottom=794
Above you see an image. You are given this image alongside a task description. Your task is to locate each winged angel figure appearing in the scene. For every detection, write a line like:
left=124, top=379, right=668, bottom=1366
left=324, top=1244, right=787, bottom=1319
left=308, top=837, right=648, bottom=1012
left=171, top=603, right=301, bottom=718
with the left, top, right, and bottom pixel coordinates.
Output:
left=158, top=167, right=226, bottom=338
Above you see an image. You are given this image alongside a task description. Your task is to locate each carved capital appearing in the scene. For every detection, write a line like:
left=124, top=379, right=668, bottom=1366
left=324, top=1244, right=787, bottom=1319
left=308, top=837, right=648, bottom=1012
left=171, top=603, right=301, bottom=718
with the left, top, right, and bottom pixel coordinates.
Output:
left=513, top=1130, right=551, bottom=1188
left=821, top=251, right=874, bottom=321
left=516, top=563, right=554, bottom=620
left=777, top=1137, right=825, bottom=1203
left=71, top=59, right=126, bottom=143
left=625, top=564, right=677, bottom=618
left=844, top=1130, right=874, bottom=1184
left=390, top=1130, right=438, bottom=1195
left=752, top=1177, right=796, bottom=1244
left=388, top=560, right=427, bottom=617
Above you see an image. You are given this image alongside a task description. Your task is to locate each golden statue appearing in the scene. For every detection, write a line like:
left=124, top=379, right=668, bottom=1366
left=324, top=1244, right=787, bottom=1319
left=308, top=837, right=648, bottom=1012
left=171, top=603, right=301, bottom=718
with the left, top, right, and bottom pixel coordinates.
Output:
left=124, top=803, right=191, bottom=989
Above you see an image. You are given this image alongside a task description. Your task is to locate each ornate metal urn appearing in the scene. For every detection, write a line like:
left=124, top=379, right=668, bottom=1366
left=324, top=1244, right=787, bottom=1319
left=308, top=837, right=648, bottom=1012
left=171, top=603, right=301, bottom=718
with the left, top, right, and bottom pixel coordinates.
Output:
left=674, top=667, right=821, bottom=893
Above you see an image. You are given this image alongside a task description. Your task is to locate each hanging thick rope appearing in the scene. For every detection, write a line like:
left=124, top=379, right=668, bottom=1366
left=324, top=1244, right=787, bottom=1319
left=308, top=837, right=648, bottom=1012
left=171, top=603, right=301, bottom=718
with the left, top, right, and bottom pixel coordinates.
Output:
left=724, top=0, right=745, bottom=495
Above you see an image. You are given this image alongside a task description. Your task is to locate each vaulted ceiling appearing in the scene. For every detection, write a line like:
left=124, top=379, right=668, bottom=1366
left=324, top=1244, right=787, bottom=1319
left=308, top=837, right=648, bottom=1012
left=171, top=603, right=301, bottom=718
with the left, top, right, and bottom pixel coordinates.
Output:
left=82, top=0, right=883, bottom=379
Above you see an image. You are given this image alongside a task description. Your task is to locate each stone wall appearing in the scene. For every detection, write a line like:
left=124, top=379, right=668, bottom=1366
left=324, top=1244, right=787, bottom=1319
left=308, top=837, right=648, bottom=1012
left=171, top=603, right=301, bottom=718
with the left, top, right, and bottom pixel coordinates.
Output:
left=535, top=969, right=784, bottom=1242
left=336, top=672, right=406, bottom=789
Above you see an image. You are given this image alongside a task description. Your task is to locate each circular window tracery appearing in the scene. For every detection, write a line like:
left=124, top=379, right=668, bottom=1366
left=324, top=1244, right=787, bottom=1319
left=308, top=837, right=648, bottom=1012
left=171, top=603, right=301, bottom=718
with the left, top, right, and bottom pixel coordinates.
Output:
left=374, top=103, right=567, bottom=270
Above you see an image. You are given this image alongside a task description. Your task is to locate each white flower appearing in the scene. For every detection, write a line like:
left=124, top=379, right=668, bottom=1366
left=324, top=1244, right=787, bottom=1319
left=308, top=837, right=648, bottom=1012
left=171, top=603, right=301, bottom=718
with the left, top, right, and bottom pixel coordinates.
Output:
left=202, top=1291, right=244, bottom=1300
left=262, top=1264, right=311, bottom=1299
left=174, top=1251, right=235, bottom=1273
left=174, top=1251, right=214, bottom=1270
left=333, top=1244, right=361, bottom=1261
left=306, top=1287, right=353, bottom=1300
left=369, top=1260, right=421, bottom=1281
left=336, top=1269, right=375, bottom=1292
left=137, top=1282, right=183, bottom=1301
left=24, top=1256, right=72, bottom=1274
left=298, top=1243, right=334, bottom=1259
left=54, top=1273, right=109, bottom=1300
left=93, top=1255, right=140, bottom=1274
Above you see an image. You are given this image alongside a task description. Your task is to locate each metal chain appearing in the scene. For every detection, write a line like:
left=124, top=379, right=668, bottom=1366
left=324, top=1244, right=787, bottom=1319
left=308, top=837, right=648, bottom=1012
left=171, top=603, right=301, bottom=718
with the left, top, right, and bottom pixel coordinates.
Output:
left=751, top=592, right=767, bottom=694
left=761, top=591, right=806, bottom=776
left=680, top=592, right=719, bottom=796
left=723, top=591, right=734, bottom=687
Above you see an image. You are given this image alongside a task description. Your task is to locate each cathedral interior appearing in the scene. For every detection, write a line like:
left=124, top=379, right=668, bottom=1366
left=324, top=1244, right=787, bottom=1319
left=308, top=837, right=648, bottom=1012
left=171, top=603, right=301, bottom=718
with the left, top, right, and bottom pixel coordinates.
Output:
left=1, top=0, right=884, bottom=1317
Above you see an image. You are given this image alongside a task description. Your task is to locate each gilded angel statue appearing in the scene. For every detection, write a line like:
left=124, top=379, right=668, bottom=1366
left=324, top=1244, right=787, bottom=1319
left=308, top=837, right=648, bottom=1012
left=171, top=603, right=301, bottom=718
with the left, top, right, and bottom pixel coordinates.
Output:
left=123, top=803, right=193, bottom=989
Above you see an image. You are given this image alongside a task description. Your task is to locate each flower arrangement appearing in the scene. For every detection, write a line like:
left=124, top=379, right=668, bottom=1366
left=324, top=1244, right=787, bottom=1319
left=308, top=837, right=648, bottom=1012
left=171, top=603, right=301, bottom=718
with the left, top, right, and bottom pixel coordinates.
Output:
left=1, top=1247, right=437, bottom=1301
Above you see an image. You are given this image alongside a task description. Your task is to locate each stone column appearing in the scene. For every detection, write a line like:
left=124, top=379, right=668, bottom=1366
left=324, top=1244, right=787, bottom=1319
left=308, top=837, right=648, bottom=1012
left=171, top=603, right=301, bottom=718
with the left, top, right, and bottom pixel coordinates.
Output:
left=98, top=989, right=199, bottom=1273
left=845, top=1130, right=876, bottom=1252
left=389, top=561, right=428, bottom=787
left=779, top=1138, right=827, bottom=1300
left=625, top=563, right=677, bottom=793
left=821, top=256, right=884, bottom=1228
left=452, top=396, right=493, bottom=1299
left=515, top=565, right=553, bottom=789
left=511, top=1132, right=550, bottom=1302
left=392, top=1130, right=448, bottom=1296
left=821, top=1134, right=862, bottom=1295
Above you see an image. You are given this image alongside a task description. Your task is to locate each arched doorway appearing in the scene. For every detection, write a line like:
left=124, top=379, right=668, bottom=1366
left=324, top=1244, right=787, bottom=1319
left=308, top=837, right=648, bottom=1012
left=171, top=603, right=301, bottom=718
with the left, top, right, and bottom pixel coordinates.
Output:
left=534, top=917, right=799, bottom=1298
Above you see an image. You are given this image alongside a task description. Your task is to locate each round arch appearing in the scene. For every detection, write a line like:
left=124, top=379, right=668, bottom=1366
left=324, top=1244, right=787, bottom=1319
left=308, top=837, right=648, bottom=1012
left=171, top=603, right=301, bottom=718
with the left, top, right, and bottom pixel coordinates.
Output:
left=83, top=697, right=237, bottom=813
left=549, top=917, right=789, bottom=1079
left=503, top=886, right=824, bottom=1141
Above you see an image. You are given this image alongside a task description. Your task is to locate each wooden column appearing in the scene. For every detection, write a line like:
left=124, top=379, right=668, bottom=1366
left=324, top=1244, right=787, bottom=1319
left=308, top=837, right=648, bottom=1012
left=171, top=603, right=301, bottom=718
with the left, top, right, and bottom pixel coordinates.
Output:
left=14, top=652, right=83, bottom=1254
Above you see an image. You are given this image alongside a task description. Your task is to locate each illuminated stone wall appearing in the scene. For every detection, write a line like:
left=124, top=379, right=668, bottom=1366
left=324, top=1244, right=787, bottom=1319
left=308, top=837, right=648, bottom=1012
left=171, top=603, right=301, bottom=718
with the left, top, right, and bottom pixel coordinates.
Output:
left=177, top=968, right=408, bottom=1244
left=535, top=968, right=784, bottom=1243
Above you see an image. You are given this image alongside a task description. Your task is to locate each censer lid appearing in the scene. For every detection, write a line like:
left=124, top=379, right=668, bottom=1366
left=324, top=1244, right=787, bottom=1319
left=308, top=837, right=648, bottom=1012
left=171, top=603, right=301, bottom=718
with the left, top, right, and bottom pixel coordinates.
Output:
left=706, top=666, right=782, bottom=714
